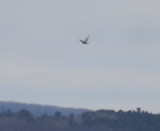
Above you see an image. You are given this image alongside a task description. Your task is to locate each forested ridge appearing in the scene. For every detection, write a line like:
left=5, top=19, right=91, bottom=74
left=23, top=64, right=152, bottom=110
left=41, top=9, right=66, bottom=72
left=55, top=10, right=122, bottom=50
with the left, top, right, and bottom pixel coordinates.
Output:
left=0, top=108, right=160, bottom=131
left=0, top=101, right=87, bottom=116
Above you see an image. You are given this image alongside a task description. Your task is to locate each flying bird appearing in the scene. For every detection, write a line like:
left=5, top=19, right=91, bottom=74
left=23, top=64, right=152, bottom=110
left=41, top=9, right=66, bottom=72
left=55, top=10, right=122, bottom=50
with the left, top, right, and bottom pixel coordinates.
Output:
left=80, top=36, right=90, bottom=44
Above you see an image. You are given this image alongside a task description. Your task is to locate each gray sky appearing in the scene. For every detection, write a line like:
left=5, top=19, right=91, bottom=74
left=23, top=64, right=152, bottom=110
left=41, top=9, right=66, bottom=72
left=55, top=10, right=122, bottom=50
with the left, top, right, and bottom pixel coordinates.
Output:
left=0, top=0, right=160, bottom=113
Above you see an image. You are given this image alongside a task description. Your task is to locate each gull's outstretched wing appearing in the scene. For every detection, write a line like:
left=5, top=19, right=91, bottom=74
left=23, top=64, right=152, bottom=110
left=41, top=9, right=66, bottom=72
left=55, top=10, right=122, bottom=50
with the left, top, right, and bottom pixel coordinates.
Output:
left=84, top=35, right=89, bottom=42
left=80, top=40, right=84, bottom=43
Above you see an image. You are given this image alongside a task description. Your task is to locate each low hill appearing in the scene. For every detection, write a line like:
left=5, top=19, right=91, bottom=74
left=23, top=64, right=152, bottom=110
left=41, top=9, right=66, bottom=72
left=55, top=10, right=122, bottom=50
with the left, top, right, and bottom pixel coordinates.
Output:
left=0, top=107, right=160, bottom=131
left=0, top=101, right=88, bottom=116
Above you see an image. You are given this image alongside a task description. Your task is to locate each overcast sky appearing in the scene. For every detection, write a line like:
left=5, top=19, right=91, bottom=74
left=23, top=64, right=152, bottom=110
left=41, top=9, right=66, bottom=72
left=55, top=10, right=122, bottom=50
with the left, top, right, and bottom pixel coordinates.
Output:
left=0, top=0, right=160, bottom=113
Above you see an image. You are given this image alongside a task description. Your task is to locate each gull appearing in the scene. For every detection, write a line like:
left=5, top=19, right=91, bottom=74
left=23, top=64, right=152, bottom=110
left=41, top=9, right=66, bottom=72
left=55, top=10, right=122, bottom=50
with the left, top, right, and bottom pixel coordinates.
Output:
left=80, top=36, right=90, bottom=44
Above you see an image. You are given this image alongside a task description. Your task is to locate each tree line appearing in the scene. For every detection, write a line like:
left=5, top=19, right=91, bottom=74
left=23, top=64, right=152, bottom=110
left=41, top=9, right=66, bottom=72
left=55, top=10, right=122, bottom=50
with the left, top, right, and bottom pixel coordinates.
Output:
left=0, top=108, right=160, bottom=131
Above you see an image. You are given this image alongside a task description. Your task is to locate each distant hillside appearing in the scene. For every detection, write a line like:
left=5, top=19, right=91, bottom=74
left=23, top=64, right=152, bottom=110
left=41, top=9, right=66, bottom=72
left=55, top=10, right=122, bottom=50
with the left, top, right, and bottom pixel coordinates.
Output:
left=0, top=101, right=88, bottom=116
left=0, top=108, right=160, bottom=131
